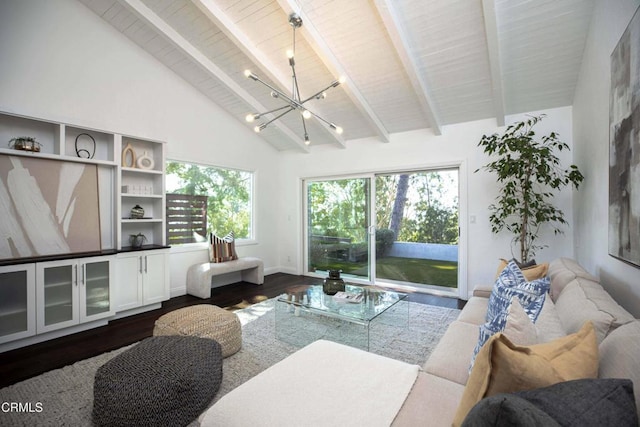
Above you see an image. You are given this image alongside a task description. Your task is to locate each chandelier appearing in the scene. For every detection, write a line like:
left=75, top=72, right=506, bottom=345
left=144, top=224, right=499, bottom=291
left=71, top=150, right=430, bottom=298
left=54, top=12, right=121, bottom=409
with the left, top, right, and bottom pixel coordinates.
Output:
left=244, top=13, right=344, bottom=146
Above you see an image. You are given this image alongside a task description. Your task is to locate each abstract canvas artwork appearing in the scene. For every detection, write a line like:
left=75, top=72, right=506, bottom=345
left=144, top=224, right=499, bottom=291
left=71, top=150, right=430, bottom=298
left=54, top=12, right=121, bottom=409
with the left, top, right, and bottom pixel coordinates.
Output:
left=609, top=7, right=640, bottom=268
left=0, top=155, right=101, bottom=260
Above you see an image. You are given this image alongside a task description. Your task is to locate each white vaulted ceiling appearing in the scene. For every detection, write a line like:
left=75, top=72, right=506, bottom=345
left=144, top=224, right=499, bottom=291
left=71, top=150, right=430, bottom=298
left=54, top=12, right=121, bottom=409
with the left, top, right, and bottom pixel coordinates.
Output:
left=79, top=0, right=596, bottom=152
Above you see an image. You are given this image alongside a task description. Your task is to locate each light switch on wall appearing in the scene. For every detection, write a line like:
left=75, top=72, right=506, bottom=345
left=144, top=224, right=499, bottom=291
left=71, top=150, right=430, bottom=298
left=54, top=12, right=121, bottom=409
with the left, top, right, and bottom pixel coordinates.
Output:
left=470, top=215, right=477, bottom=224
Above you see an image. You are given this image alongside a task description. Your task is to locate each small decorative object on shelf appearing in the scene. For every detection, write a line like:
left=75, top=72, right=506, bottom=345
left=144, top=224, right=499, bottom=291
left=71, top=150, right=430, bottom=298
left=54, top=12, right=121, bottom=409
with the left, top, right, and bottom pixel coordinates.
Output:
left=136, top=151, right=155, bottom=170
left=129, top=233, right=147, bottom=249
left=122, top=143, right=136, bottom=168
left=130, top=204, right=145, bottom=219
left=122, top=184, right=154, bottom=195
left=323, top=269, right=345, bottom=295
left=74, top=133, right=96, bottom=159
left=8, top=136, right=41, bottom=152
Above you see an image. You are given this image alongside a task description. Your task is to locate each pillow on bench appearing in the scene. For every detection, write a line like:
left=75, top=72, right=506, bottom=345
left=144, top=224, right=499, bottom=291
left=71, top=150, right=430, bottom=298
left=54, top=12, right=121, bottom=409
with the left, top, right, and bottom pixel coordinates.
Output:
left=209, top=231, right=238, bottom=263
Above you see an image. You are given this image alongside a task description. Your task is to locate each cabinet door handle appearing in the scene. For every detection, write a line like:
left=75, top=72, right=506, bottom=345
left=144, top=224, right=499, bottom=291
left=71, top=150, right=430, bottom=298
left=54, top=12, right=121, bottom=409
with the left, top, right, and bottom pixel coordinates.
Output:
left=145, top=256, right=148, bottom=273
left=74, top=264, right=78, bottom=286
left=82, top=264, right=86, bottom=286
left=139, top=256, right=143, bottom=274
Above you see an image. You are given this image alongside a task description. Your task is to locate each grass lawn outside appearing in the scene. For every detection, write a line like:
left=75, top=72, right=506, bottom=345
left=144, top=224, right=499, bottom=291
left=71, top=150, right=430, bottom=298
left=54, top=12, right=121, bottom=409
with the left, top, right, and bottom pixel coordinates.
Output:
left=312, top=256, right=458, bottom=288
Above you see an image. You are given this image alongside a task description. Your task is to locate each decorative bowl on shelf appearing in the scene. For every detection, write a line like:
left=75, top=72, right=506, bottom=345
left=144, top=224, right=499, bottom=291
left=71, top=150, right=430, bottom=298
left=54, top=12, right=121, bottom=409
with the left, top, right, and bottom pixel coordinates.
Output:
left=9, top=136, right=41, bottom=152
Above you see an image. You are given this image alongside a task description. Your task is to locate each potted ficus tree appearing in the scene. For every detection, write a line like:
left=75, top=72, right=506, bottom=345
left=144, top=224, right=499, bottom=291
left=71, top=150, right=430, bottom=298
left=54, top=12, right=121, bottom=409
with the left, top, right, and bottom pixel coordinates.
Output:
left=476, top=115, right=584, bottom=264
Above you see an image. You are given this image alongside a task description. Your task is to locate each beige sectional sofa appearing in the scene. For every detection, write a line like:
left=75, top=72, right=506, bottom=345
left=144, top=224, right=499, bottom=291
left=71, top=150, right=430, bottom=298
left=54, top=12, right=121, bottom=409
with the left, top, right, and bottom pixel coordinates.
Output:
left=394, top=257, right=640, bottom=425
left=202, top=258, right=640, bottom=426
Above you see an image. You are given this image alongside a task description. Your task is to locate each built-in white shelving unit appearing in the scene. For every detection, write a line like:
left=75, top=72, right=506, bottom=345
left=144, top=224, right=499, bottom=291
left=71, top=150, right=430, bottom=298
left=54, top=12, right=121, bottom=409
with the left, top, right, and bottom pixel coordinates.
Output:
left=117, top=135, right=166, bottom=249
left=0, top=110, right=169, bottom=351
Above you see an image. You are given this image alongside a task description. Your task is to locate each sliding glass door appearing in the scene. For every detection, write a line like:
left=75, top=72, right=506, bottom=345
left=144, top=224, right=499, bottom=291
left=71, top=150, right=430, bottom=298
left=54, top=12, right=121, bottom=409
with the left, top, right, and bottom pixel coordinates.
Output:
left=305, top=176, right=372, bottom=281
left=305, top=168, right=459, bottom=293
left=375, top=170, right=459, bottom=292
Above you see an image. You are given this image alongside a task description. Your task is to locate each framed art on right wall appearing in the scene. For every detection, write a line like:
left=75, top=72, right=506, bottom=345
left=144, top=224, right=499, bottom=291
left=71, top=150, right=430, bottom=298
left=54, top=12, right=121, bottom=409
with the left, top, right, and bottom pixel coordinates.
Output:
left=609, top=6, right=640, bottom=268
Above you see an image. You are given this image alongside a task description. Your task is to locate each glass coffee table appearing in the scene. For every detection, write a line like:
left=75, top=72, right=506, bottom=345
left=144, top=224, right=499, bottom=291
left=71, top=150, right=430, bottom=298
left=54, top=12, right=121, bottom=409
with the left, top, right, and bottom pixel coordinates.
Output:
left=275, top=283, right=409, bottom=351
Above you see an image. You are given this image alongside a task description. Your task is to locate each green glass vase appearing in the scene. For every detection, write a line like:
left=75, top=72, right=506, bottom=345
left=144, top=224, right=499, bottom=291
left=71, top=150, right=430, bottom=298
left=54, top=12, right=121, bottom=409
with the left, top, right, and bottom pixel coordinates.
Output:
left=323, top=270, right=345, bottom=295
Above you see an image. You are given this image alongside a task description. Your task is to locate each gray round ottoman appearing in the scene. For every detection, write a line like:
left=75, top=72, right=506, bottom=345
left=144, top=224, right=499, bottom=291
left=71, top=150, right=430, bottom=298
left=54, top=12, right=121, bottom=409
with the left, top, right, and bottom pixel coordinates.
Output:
left=93, top=336, right=222, bottom=427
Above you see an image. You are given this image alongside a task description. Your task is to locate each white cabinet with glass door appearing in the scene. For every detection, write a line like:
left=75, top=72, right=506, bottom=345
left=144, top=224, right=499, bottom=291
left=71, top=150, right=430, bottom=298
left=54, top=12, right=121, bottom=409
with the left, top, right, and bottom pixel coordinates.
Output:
left=114, top=249, right=169, bottom=312
left=35, top=256, right=114, bottom=334
left=0, top=264, right=36, bottom=344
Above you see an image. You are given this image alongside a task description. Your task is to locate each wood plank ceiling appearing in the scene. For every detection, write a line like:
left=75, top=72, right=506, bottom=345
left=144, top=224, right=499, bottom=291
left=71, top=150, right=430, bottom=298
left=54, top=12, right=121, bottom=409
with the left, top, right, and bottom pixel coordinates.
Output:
left=79, top=0, right=596, bottom=152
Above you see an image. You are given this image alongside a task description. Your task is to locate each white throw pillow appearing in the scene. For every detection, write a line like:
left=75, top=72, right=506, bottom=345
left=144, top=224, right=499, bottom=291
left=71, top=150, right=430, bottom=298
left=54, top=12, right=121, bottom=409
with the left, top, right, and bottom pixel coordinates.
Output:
left=503, top=299, right=538, bottom=346
left=534, top=297, right=567, bottom=343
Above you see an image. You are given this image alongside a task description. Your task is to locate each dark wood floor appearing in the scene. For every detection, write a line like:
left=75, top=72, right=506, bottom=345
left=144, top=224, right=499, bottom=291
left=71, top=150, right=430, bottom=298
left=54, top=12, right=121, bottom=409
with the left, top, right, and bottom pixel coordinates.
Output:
left=0, top=273, right=464, bottom=389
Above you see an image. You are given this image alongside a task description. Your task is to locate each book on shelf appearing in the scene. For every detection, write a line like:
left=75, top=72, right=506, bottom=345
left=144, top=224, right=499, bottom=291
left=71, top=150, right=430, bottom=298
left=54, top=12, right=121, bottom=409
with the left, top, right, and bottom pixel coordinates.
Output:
left=333, top=291, right=363, bottom=303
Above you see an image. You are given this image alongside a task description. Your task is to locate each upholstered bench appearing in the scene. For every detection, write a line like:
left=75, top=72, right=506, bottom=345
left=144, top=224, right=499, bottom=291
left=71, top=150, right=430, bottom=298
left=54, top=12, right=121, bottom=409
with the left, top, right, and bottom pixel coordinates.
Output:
left=153, top=304, right=242, bottom=357
left=93, top=336, right=222, bottom=427
left=187, top=256, right=264, bottom=299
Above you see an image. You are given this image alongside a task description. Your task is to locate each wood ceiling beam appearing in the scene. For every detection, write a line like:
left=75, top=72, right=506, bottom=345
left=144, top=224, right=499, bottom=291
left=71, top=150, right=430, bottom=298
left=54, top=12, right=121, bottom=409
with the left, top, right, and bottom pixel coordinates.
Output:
left=117, top=0, right=310, bottom=152
left=373, top=0, right=442, bottom=136
left=276, top=0, right=391, bottom=143
left=191, top=0, right=346, bottom=149
left=481, top=0, right=506, bottom=127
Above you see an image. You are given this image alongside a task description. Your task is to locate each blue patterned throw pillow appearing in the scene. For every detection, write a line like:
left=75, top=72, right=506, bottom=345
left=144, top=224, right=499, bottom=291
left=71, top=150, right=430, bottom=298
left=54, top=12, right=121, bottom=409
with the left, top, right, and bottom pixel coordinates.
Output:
left=470, top=260, right=550, bottom=370
left=486, top=260, right=550, bottom=324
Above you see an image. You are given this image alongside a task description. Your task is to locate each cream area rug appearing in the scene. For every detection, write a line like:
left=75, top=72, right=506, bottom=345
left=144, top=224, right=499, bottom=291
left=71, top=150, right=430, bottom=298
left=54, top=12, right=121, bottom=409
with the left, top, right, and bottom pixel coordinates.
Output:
left=0, top=297, right=460, bottom=426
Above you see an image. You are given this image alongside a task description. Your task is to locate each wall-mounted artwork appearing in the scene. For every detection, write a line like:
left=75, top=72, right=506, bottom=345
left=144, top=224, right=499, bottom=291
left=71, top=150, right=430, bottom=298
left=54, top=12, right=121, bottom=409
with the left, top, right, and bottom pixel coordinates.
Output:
left=609, top=7, right=640, bottom=268
left=0, top=155, right=101, bottom=260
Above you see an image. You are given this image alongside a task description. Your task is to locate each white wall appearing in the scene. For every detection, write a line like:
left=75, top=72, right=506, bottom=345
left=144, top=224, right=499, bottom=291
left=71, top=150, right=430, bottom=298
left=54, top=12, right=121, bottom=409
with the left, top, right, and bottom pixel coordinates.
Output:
left=278, top=106, right=577, bottom=298
left=0, top=0, right=282, bottom=296
left=573, top=0, right=640, bottom=316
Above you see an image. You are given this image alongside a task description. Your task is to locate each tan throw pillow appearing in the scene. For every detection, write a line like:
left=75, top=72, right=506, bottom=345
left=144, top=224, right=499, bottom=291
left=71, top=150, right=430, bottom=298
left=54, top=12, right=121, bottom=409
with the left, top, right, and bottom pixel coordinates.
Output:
left=496, top=258, right=549, bottom=281
left=453, top=321, right=597, bottom=427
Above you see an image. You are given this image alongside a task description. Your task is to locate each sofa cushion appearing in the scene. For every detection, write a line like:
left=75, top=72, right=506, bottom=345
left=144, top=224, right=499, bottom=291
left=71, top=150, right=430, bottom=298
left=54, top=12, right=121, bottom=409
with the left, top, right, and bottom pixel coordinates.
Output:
left=457, top=297, right=489, bottom=325
left=453, top=322, right=598, bottom=427
left=423, top=320, right=480, bottom=385
left=599, top=320, right=640, bottom=420
left=554, top=278, right=635, bottom=343
left=391, top=372, right=465, bottom=427
left=472, top=284, right=493, bottom=299
left=462, top=379, right=638, bottom=427
left=548, top=257, right=598, bottom=301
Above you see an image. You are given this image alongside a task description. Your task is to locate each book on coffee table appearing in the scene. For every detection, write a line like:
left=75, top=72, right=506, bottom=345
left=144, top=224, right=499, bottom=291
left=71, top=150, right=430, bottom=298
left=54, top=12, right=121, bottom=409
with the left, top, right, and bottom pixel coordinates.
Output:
left=333, top=291, right=363, bottom=303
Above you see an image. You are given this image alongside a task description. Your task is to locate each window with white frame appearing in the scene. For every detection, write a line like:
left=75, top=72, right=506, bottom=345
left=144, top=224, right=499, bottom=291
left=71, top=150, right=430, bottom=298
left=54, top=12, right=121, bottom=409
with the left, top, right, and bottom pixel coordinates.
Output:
left=165, top=160, right=253, bottom=245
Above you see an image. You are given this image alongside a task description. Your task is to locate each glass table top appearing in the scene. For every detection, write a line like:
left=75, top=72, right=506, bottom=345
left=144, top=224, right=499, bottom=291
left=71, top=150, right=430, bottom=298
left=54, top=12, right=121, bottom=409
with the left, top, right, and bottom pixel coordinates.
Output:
left=277, top=283, right=408, bottom=324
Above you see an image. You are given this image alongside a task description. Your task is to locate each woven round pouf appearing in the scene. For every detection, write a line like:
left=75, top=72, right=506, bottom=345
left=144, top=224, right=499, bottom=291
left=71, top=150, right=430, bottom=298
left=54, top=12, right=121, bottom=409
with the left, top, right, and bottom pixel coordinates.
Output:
left=93, top=336, right=222, bottom=427
left=153, top=304, right=242, bottom=357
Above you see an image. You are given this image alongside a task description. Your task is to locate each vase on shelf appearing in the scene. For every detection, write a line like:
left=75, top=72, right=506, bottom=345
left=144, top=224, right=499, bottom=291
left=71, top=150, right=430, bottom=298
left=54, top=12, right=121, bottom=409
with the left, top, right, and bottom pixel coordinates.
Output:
left=129, top=233, right=147, bottom=249
left=130, top=204, right=144, bottom=219
left=323, top=270, right=345, bottom=295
